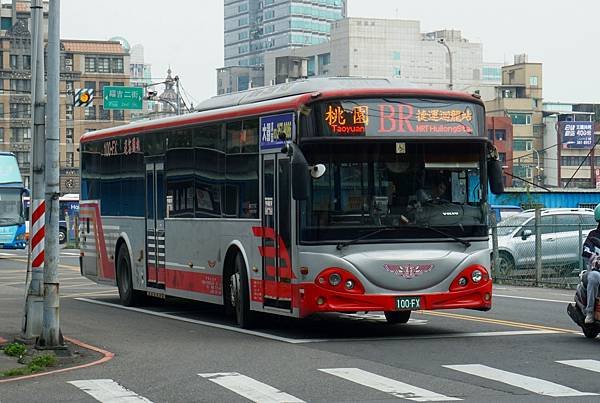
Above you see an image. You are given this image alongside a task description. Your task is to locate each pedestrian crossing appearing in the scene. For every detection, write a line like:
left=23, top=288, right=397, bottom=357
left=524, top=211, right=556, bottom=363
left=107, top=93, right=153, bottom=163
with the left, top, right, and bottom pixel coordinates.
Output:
left=67, top=359, right=600, bottom=402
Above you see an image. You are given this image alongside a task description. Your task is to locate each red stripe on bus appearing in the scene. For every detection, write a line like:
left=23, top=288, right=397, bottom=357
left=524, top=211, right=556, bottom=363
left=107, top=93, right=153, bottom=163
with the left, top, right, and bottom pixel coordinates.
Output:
left=259, top=246, right=277, bottom=259
left=165, top=269, right=222, bottom=296
left=80, top=201, right=115, bottom=281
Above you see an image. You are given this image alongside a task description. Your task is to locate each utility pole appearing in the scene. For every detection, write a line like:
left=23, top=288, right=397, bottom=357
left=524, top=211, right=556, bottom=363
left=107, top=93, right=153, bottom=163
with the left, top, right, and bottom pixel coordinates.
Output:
left=175, top=75, right=181, bottom=115
left=21, top=0, right=45, bottom=341
left=437, top=38, right=453, bottom=90
left=38, top=0, right=62, bottom=348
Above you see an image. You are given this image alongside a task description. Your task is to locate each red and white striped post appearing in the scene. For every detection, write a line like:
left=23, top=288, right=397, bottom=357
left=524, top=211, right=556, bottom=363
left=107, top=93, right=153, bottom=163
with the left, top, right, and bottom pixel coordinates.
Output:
left=30, top=199, right=45, bottom=270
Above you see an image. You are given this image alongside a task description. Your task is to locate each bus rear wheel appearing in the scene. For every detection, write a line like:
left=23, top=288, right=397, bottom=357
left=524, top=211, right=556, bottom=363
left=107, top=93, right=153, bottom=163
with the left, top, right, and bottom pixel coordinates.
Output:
left=229, top=252, right=255, bottom=329
left=384, top=310, right=411, bottom=324
left=116, top=245, right=143, bottom=307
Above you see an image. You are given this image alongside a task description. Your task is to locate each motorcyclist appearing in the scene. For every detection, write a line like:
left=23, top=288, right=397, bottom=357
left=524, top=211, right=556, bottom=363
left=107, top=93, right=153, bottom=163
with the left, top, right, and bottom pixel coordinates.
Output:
left=581, top=204, right=600, bottom=324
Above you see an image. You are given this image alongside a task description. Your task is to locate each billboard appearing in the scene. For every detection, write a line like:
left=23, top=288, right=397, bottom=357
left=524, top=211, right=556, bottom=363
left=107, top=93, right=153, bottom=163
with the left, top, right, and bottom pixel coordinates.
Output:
left=560, top=121, right=593, bottom=149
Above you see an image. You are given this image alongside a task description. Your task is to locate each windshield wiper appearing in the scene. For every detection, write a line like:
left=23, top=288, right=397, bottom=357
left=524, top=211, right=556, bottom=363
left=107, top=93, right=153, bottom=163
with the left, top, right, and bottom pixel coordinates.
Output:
left=336, top=227, right=397, bottom=251
left=406, top=224, right=471, bottom=247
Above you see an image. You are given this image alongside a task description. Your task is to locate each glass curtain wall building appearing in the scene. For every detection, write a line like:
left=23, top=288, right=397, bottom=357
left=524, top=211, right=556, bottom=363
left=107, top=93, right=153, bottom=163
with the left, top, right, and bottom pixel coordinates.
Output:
left=221, top=0, right=346, bottom=93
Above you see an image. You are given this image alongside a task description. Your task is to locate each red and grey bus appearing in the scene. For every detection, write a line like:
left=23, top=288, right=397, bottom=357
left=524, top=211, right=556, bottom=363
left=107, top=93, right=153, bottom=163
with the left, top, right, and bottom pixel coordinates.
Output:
left=79, top=78, right=504, bottom=328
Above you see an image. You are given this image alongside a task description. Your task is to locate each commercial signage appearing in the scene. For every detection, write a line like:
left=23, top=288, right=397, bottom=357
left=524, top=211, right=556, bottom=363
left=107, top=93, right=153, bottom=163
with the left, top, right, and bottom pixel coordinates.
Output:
left=318, top=99, right=479, bottom=137
left=260, top=113, right=295, bottom=149
left=560, top=121, right=593, bottom=149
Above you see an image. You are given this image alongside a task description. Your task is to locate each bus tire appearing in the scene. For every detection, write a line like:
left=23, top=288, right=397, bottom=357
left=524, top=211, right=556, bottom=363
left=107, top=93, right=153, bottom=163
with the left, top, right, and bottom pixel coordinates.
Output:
left=384, top=310, right=411, bottom=324
left=116, top=245, right=143, bottom=307
left=59, top=227, right=67, bottom=244
left=229, top=251, right=255, bottom=329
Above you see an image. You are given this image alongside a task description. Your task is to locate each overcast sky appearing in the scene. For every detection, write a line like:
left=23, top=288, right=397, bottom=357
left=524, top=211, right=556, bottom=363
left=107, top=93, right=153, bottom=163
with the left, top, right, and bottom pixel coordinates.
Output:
left=58, top=0, right=599, bottom=104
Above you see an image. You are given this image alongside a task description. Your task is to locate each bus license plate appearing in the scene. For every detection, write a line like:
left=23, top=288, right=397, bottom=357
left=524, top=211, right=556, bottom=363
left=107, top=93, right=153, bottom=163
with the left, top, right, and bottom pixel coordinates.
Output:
left=396, top=296, right=421, bottom=310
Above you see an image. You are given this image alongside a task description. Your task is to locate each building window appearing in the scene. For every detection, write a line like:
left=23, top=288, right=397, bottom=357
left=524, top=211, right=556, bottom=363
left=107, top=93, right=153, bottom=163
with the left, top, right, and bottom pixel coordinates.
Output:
left=66, top=81, right=74, bottom=94
left=97, top=58, right=110, bottom=73
left=111, top=58, right=124, bottom=73
left=238, top=3, right=248, bottom=12
left=238, top=31, right=249, bottom=40
left=66, top=152, right=74, bottom=167
left=10, top=79, right=30, bottom=93
left=0, top=127, right=4, bottom=143
left=238, top=17, right=248, bottom=26
left=9, top=103, right=30, bottom=118
left=22, top=55, right=31, bottom=70
left=113, top=109, right=124, bottom=121
left=65, top=104, right=73, bottom=121
left=84, top=81, right=96, bottom=92
left=393, top=67, right=401, bottom=77
left=495, top=129, right=506, bottom=141
left=85, top=57, right=96, bottom=73
left=513, top=139, right=532, bottom=151
left=10, top=54, right=18, bottom=69
left=11, top=127, right=31, bottom=142
left=487, top=129, right=494, bottom=140
left=16, top=151, right=29, bottom=164
left=529, top=76, right=538, bottom=86
left=392, top=51, right=401, bottom=60
left=509, top=113, right=531, bottom=125
left=264, top=10, right=275, bottom=20
left=66, top=128, right=74, bottom=143
left=99, top=105, right=110, bottom=120
left=0, top=103, right=3, bottom=118
left=84, top=106, right=96, bottom=120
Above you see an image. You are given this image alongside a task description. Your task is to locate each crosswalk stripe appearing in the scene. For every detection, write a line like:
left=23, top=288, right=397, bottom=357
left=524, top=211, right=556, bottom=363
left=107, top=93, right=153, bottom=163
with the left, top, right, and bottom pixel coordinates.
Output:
left=557, top=359, right=600, bottom=373
left=443, top=364, right=597, bottom=397
left=68, top=379, right=153, bottom=402
left=319, top=368, right=460, bottom=402
left=199, top=372, right=305, bottom=403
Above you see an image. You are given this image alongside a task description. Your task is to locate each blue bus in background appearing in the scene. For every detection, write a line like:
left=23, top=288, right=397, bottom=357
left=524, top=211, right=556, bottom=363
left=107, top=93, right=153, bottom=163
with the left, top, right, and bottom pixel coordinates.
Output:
left=0, top=152, right=27, bottom=249
left=24, top=193, right=79, bottom=244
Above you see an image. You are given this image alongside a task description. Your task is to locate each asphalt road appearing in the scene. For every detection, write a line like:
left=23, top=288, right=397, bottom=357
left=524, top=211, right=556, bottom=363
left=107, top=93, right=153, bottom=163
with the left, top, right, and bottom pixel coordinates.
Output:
left=1, top=248, right=599, bottom=403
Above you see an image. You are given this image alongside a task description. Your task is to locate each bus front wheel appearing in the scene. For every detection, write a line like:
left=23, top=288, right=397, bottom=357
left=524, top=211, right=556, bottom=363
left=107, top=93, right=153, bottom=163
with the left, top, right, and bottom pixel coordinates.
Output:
left=228, top=252, right=255, bottom=329
left=116, top=245, right=143, bottom=307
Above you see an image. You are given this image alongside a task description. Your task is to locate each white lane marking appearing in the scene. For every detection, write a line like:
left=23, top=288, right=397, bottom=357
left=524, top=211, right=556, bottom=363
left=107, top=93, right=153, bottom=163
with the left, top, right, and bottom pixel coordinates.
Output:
left=557, top=360, right=600, bottom=373
left=0, top=252, right=18, bottom=256
left=494, top=294, right=572, bottom=304
left=443, top=364, right=597, bottom=397
left=74, top=298, right=562, bottom=344
left=199, top=372, right=305, bottom=403
left=319, top=368, right=460, bottom=402
left=68, top=379, right=153, bottom=402
left=61, top=252, right=81, bottom=256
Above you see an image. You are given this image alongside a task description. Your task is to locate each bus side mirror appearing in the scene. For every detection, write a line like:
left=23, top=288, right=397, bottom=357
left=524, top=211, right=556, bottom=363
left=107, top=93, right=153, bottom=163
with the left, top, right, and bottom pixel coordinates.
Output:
left=488, top=159, right=504, bottom=195
left=288, top=143, right=310, bottom=201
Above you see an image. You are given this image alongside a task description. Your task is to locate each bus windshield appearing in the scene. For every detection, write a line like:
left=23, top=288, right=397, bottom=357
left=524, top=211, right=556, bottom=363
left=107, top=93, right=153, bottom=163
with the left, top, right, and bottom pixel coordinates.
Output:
left=0, top=188, right=24, bottom=226
left=299, top=140, right=487, bottom=243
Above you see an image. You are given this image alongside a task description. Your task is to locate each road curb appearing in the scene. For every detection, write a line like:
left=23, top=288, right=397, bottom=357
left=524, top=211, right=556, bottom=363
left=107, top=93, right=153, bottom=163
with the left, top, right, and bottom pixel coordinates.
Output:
left=0, top=336, right=114, bottom=384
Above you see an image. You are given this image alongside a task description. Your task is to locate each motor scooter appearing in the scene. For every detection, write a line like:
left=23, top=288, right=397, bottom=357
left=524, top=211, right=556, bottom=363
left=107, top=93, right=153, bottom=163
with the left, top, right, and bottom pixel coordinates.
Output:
left=567, top=237, right=600, bottom=339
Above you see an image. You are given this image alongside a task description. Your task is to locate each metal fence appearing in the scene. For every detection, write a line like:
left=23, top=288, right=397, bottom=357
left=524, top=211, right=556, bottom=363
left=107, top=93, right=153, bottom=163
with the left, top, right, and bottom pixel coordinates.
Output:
left=490, top=209, right=592, bottom=289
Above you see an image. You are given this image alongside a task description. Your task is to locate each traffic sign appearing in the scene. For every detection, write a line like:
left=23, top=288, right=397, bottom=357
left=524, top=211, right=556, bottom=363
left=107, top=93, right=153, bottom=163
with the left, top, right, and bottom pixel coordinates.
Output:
left=103, top=86, right=144, bottom=110
left=74, top=88, right=94, bottom=107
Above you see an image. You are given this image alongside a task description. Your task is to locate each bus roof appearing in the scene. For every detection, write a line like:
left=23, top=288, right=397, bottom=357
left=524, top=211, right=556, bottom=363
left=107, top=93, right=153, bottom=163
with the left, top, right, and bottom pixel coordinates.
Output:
left=80, top=77, right=483, bottom=144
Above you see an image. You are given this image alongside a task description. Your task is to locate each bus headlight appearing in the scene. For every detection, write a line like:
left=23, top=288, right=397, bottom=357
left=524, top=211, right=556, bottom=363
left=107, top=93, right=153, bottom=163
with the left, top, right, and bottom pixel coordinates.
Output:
left=344, top=279, right=355, bottom=290
left=471, top=270, right=483, bottom=283
left=458, top=277, right=468, bottom=287
left=16, top=233, right=26, bottom=240
left=329, top=273, right=342, bottom=286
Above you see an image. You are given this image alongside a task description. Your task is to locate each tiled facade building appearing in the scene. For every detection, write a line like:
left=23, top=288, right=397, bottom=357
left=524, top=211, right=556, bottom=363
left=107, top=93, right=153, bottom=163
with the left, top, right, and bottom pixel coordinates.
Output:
left=0, top=1, right=130, bottom=192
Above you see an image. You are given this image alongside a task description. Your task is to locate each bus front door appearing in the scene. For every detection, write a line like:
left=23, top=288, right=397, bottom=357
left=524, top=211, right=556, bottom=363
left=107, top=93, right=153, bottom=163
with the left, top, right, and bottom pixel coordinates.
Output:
left=261, top=154, right=292, bottom=310
left=145, top=162, right=165, bottom=290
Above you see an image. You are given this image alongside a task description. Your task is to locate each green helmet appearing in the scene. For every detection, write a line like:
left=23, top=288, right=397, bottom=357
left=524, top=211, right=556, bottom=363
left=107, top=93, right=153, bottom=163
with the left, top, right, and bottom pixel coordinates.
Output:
left=595, top=204, right=600, bottom=222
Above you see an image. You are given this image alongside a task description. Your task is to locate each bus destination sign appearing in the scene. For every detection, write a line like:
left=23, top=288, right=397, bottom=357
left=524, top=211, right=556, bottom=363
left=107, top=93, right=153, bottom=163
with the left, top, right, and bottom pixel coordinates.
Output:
left=319, top=99, right=478, bottom=137
left=260, top=113, right=295, bottom=149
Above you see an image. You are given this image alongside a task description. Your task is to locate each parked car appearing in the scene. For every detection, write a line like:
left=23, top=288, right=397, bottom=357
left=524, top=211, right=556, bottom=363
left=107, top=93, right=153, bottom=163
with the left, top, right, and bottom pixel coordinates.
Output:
left=493, top=208, right=597, bottom=272
left=490, top=205, right=523, bottom=222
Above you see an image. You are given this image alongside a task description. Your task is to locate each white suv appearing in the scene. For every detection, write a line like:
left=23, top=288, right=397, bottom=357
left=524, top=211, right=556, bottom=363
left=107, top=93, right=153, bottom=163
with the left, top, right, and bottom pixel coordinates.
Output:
left=493, top=208, right=596, bottom=272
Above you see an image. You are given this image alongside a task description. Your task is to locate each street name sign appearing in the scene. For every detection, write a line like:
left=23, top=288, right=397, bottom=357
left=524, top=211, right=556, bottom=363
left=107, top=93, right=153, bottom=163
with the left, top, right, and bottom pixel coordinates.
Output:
left=103, top=86, right=143, bottom=110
